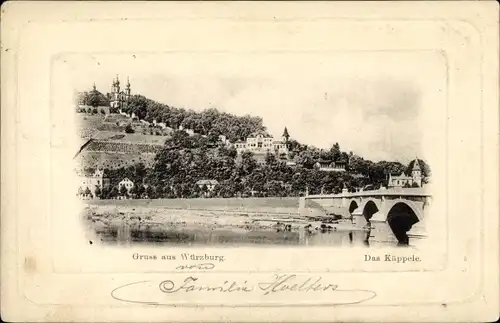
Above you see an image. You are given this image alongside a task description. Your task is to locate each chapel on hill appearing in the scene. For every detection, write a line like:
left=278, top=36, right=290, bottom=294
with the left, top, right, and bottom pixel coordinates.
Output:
left=109, top=75, right=131, bottom=111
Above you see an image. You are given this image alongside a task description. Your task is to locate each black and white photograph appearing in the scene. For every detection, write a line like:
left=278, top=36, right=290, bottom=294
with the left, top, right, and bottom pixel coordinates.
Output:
left=72, top=53, right=435, bottom=249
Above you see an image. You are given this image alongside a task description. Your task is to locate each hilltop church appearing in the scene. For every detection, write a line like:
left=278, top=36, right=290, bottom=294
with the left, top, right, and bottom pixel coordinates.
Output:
left=109, top=75, right=131, bottom=112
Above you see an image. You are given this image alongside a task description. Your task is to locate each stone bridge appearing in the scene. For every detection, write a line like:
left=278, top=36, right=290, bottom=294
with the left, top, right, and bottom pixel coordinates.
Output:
left=300, top=188, right=432, bottom=244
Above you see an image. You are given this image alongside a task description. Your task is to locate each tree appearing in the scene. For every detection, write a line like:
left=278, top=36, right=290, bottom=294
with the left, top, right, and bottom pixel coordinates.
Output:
left=84, top=88, right=110, bottom=107
left=136, top=184, right=146, bottom=198
left=145, top=185, right=155, bottom=199
left=330, top=142, right=341, bottom=160
left=161, top=185, right=173, bottom=198
left=129, top=184, right=139, bottom=198
left=192, top=184, right=201, bottom=198
left=84, top=187, right=92, bottom=198
left=297, top=150, right=316, bottom=169
left=265, top=152, right=277, bottom=166
left=119, top=185, right=128, bottom=197
left=94, top=185, right=102, bottom=199
left=100, top=108, right=106, bottom=115
left=109, top=186, right=119, bottom=199
left=128, top=95, right=150, bottom=120
left=240, top=151, right=257, bottom=175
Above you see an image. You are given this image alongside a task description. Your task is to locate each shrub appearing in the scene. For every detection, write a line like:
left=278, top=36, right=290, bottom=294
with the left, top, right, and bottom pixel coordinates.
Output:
left=125, top=124, right=135, bottom=134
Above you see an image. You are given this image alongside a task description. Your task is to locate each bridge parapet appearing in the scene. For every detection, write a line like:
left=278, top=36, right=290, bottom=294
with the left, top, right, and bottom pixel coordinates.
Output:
left=305, top=187, right=431, bottom=200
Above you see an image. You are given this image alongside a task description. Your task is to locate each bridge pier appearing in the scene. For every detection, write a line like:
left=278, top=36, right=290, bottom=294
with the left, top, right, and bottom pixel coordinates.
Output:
left=299, top=196, right=305, bottom=211
left=340, top=188, right=348, bottom=208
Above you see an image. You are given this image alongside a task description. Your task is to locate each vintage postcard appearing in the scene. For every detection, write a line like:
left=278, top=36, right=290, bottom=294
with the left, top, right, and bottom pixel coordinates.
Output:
left=1, top=1, right=498, bottom=322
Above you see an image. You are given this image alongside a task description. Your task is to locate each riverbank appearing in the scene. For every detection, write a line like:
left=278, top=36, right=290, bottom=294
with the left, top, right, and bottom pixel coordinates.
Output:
left=81, top=198, right=363, bottom=245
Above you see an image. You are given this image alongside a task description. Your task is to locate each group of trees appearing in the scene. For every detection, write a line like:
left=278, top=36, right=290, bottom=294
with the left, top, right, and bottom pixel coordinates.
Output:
left=77, top=89, right=110, bottom=108
left=82, top=131, right=431, bottom=199
left=120, top=95, right=266, bottom=142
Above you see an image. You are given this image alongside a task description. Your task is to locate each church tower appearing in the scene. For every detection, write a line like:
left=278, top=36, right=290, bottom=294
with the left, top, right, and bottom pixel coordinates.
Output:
left=282, top=127, right=290, bottom=143
left=125, top=77, right=131, bottom=97
left=109, top=75, right=131, bottom=113
left=110, top=75, right=122, bottom=111
left=411, top=158, right=422, bottom=187
left=124, top=77, right=131, bottom=108
left=114, top=74, right=120, bottom=93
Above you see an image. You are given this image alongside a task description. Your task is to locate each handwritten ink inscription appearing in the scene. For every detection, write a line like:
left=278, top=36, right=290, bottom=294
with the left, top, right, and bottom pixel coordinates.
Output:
left=111, top=274, right=377, bottom=306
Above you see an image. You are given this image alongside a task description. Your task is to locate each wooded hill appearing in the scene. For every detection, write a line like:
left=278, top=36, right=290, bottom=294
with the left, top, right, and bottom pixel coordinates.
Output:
left=76, top=89, right=431, bottom=199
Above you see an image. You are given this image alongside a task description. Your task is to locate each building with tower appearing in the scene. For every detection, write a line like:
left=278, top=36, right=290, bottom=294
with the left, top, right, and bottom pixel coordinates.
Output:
left=233, top=127, right=290, bottom=155
left=388, top=158, right=423, bottom=188
left=109, top=75, right=131, bottom=112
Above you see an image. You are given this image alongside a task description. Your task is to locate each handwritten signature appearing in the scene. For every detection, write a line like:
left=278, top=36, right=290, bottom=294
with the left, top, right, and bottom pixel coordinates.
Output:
left=111, top=274, right=377, bottom=306
left=176, top=263, right=215, bottom=270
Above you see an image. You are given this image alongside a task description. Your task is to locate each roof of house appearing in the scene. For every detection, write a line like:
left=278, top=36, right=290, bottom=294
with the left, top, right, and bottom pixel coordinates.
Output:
left=390, top=173, right=412, bottom=180
left=196, top=179, right=219, bottom=185
left=76, top=168, right=105, bottom=177
left=248, top=130, right=273, bottom=138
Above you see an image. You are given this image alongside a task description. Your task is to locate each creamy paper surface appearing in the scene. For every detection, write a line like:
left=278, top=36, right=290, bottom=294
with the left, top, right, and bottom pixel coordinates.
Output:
left=1, top=2, right=499, bottom=322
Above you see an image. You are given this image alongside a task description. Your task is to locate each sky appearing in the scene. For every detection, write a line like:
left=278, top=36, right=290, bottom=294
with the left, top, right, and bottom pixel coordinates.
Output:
left=60, top=51, right=447, bottom=164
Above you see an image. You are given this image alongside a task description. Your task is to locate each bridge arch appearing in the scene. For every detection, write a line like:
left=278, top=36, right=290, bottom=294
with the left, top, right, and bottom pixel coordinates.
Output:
left=386, top=198, right=424, bottom=222
left=362, top=199, right=379, bottom=222
left=387, top=201, right=421, bottom=245
left=348, top=200, right=359, bottom=214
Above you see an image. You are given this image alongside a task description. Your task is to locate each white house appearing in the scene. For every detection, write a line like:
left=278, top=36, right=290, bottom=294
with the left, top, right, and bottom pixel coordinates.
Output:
left=196, top=179, right=219, bottom=191
left=233, top=128, right=289, bottom=155
left=314, top=159, right=347, bottom=172
left=118, top=178, right=135, bottom=192
left=76, top=168, right=110, bottom=198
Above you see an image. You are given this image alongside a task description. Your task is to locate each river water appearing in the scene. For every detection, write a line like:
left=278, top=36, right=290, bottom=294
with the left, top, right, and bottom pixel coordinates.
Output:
left=94, top=225, right=422, bottom=248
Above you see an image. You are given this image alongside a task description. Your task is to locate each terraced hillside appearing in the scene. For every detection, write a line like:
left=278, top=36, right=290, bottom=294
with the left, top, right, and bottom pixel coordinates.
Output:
left=75, top=128, right=170, bottom=169
left=77, top=150, right=157, bottom=169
